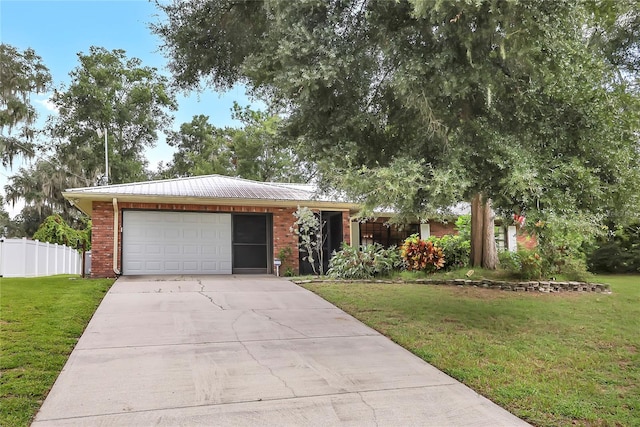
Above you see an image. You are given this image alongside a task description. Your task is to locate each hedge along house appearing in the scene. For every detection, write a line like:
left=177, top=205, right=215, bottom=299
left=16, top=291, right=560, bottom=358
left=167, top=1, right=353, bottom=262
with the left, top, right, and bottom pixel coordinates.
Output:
left=63, top=175, right=354, bottom=278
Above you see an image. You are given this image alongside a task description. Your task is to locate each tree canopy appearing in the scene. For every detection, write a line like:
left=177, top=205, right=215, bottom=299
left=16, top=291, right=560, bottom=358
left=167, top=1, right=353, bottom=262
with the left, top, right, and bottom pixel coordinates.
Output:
left=0, top=43, right=51, bottom=167
left=161, top=103, right=310, bottom=182
left=4, top=159, right=79, bottom=221
left=155, top=0, right=640, bottom=220
left=4, top=47, right=178, bottom=234
left=155, top=0, right=640, bottom=267
left=0, top=195, right=11, bottom=237
left=48, top=46, right=177, bottom=185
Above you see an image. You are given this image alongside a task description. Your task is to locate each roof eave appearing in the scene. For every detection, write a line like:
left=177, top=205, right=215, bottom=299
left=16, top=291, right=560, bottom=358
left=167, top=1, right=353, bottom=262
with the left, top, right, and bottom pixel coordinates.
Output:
left=62, top=192, right=358, bottom=218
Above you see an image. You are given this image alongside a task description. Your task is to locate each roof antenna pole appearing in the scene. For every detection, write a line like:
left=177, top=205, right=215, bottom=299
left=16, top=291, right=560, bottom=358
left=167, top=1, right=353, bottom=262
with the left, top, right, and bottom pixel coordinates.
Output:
left=96, top=127, right=109, bottom=185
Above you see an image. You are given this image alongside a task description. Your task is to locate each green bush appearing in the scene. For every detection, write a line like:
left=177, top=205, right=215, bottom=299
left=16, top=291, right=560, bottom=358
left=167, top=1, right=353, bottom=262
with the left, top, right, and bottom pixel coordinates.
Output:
left=557, top=257, right=593, bottom=282
left=454, top=214, right=471, bottom=241
left=428, top=234, right=470, bottom=270
left=277, top=246, right=295, bottom=276
left=518, top=249, right=543, bottom=280
left=32, top=214, right=91, bottom=251
left=500, top=248, right=592, bottom=281
left=528, top=214, right=599, bottom=277
left=499, top=249, right=543, bottom=280
left=498, top=250, right=520, bottom=272
left=327, top=243, right=402, bottom=279
left=588, top=223, right=640, bottom=273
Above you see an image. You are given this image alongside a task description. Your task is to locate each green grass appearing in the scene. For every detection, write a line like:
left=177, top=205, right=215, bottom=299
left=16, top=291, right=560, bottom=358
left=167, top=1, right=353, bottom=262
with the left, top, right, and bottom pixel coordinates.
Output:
left=0, top=275, right=114, bottom=427
left=302, top=275, right=640, bottom=427
left=395, top=267, right=513, bottom=281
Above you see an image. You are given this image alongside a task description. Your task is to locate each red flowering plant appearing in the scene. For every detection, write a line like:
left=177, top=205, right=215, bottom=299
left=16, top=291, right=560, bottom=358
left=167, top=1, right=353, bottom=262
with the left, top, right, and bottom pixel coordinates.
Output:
left=513, top=213, right=526, bottom=227
left=400, top=234, right=445, bottom=273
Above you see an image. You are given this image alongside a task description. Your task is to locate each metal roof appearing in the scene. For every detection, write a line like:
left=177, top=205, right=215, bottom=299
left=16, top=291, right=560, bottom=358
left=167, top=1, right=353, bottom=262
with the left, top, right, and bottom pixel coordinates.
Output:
left=62, top=174, right=469, bottom=220
left=64, top=174, right=325, bottom=202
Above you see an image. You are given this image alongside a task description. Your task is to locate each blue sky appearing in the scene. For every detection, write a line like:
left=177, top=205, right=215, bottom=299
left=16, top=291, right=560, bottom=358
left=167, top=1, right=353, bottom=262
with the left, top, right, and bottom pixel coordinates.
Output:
left=1, top=0, right=260, bottom=216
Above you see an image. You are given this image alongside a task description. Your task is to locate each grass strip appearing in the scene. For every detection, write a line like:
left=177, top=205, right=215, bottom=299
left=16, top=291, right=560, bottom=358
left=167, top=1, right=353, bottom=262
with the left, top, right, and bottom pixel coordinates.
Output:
left=303, top=275, right=640, bottom=427
left=0, top=275, right=113, bottom=427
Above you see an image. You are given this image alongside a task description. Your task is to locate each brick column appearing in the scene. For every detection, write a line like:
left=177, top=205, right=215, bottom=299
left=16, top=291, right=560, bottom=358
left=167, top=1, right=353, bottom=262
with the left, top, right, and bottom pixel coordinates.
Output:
left=342, top=211, right=351, bottom=245
left=91, top=201, right=116, bottom=278
left=272, top=207, right=299, bottom=275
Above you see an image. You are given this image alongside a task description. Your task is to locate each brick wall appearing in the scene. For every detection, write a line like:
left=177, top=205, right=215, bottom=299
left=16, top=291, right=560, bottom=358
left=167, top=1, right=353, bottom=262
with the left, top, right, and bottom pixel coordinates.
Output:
left=272, top=207, right=298, bottom=275
left=428, top=221, right=457, bottom=238
left=90, top=201, right=350, bottom=278
left=516, top=230, right=538, bottom=250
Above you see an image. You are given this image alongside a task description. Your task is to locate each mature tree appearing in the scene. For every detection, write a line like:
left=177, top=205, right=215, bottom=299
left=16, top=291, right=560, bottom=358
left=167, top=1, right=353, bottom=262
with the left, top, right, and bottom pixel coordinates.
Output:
left=5, top=205, right=55, bottom=238
left=0, top=43, right=51, bottom=167
left=162, top=104, right=310, bottom=182
left=48, top=47, right=176, bottom=185
left=0, top=195, right=11, bottom=236
left=587, top=0, right=640, bottom=77
left=0, top=195, right=31, bottom=238
left=155, top=0, right=640, bottom=268
left=228, top=103, right=310, bottom=182
left=3, top=159, right=87, bottom=224
left=162, top=114, right=234, bottom=177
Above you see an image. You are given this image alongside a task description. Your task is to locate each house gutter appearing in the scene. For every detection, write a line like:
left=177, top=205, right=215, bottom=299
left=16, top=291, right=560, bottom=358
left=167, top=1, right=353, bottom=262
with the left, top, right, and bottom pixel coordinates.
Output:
left=112, top=198, right=120, bottom=275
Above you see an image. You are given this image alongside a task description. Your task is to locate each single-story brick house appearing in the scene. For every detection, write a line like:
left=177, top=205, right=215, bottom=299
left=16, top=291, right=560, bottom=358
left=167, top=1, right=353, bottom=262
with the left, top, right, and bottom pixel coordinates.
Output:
left=63, top=174, right=520, bottom=278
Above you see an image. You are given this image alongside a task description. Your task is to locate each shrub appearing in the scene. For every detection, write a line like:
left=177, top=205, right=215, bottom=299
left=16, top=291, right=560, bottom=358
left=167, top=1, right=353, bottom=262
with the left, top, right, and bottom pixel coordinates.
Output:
left=400, top=234, right=445, bottom=273
left=500, top=248, right=592, bottom=281
left=588, top=223, right=640, bottom=273
left=499, top=249, right=542, bottom=280
left=454, top=214, right=471, bottom=241
left=428, top=234, right=470, bottom=270
left=557, top=257, right=593, bottom=282
left=528, top=213, right=599, bottom=277
left=327, top=243, right=402, bottom=279
left=498, top=250, right=520, bottom=272
left=519, top=249, right=543, bottom=280
left=32, top=214, right=91, bottom=251
left=277, top=246, right=295, bottom=276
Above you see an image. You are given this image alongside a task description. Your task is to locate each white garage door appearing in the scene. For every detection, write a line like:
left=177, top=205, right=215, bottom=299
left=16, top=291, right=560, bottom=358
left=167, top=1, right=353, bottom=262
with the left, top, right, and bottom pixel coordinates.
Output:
left=122, top=211, right=232, bottom=275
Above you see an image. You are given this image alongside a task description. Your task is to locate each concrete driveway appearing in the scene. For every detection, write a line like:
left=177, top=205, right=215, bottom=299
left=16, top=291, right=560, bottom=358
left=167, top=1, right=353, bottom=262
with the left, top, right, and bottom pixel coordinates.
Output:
left=33, top=276, right=529, bottom=426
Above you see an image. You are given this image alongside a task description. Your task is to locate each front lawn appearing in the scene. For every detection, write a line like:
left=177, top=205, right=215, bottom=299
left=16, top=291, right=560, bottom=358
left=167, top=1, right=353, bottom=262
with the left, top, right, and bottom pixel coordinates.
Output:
left=302, top=275, right=640, bottom=427
left=0, top=276, right=113, bottom=427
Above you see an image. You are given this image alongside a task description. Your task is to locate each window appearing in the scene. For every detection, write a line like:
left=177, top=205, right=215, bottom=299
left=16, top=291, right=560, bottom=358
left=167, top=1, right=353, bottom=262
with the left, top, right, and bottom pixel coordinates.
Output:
left=360, top=221, right=419, bottom=248
left=495, top=226, right=506, bottom=251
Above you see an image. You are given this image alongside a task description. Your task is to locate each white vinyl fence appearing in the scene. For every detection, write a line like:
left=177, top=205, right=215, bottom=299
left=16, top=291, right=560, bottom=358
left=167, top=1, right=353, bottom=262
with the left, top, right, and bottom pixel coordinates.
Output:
left=0, top=238, right=82, bottom=278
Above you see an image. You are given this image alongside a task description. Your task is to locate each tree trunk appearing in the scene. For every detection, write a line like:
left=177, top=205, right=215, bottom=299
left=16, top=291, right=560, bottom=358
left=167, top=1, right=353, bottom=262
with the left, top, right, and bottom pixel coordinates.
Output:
left=469, top=193, right=499, bottom=269
left=482, top=197, right=499, bottom=269
left=470, top=193, right=483, bottom=266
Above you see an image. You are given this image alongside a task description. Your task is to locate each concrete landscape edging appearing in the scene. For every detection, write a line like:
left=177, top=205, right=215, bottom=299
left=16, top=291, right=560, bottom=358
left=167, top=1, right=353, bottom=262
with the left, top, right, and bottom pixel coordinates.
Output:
left=293, top=278, right=612, bottom=293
